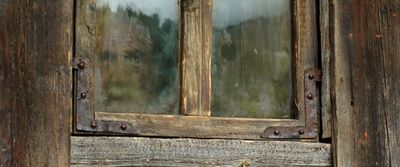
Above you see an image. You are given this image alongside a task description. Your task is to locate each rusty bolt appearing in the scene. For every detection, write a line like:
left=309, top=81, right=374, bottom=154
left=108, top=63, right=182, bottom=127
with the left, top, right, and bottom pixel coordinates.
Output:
left=90, top=120, right=97, bottom=129
left=80, top=92, right=87, bottom=99
left=273, top=129, right=280, bottom=135
left=308, top=73, right=315, bottom=80
left=298, top=129, right=305, bottom=135
left=78, top=61, right=86, bottom=69
left=120, top=124, right=127, bottom=130
left=307, top=93, right=313, bottom=100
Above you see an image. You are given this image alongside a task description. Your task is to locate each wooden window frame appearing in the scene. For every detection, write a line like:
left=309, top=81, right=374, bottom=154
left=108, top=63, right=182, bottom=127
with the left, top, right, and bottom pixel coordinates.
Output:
left=73, top=0, right=319, bottom=140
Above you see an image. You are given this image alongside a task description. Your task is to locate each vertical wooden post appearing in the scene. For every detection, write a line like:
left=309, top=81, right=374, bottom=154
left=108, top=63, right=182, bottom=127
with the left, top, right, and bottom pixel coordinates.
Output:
left=0, top=0, right=72, bottom=166
left=181, top=0, right=212, bottom=116
left=332, top=0, right=400, bottom=166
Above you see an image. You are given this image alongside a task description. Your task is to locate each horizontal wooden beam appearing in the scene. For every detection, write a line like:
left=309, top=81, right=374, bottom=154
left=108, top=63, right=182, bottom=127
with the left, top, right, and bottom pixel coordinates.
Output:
left=95, top=112, right=299, bottom=139
left=71, top=136, right=332, bottom=166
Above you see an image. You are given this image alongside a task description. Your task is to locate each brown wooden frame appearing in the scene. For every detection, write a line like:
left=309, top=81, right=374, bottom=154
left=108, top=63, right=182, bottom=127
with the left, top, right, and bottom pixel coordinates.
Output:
left=74, top=0, right=318, bottom=140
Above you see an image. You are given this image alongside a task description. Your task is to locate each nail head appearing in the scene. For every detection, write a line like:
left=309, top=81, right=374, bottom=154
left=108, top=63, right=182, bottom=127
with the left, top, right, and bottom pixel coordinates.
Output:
left=78, top=61, right=86, bottom=69
left=80, top=92, right=87, bottom=99
left=90, top=120, right=97, bottom=129
left=299, top=129, right=305, bottom=135
left=273, top=129, right=280, bottom=135
left=121, top=124, right=127, bottom=130
left=308, top=74, right=314, bottom=80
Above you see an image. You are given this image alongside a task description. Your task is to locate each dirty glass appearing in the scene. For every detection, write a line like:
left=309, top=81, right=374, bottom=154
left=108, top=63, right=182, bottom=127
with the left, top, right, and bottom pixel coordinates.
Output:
left=212, top=0, right=293, bottom=118
left=93, top=0, right=180, bottom=114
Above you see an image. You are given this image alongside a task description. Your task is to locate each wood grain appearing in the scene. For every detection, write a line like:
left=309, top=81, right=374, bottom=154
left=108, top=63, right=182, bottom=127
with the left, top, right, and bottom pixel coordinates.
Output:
left=332, top=0, right=400, bottom=166
left=96, top=112, right=299, bottom=139
left=0, top=0, right=72, bottom=166
left=293, top=0, right=319, bottom=125
left=0, top=1, right=12, bottom=165
left=181, top=0, right=212, bottom=116
left=320, top=0, right=333, bottom=139
left=330, top=0, right=354, bottom=164
left=70, top=136, right=332, bottom=166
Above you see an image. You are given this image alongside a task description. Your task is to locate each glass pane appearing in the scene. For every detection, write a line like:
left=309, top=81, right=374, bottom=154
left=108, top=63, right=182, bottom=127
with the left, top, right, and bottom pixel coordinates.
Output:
left=93, top=0, right=180, bottom=114
left=212, top=0, right=293, bottom=118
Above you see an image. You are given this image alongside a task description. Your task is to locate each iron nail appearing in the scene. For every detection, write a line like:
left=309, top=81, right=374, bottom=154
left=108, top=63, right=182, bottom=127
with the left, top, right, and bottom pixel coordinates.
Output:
left=121, top=124, right=127, bottom=130
left=308, top=73, right=314, bottom=80
left=80, top=92, right=87, bottom=99
left=273, top=129, right=280, bottom=135
left=90, top=120, right=97, bottom=129
left=299, top=129, right=305, bottom=135
left=307, top=93, right=313, bottom=99
left=78, top=61, right=86, bottom=69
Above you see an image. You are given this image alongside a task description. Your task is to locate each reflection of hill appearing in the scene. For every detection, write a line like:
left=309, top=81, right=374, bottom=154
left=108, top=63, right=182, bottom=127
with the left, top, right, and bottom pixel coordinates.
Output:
left=93, top=5, right=179, bottom=114
left=212, top=15, right=293, bottom=118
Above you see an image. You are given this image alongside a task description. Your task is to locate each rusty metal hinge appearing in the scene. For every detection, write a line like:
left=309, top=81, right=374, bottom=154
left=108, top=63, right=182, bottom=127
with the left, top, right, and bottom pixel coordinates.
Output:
left=73, top=56, right=137, bottom=134
left=261, top=68, right=321, bottom=139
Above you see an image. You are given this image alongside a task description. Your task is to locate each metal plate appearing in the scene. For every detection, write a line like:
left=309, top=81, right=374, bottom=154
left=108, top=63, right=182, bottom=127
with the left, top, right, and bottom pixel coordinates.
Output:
left=262, top=68, right=321, bottom=139
left=73, top=57, right=137, bottom=134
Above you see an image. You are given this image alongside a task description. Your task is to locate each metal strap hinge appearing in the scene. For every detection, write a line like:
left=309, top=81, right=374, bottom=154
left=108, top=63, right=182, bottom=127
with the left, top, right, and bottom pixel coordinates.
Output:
left=73, top=56, right=137, bottom=135
left=261, top=68, right=321, bottom=140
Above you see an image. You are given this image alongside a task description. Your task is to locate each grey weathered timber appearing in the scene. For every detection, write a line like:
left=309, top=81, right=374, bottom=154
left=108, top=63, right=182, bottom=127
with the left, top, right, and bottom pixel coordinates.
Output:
left=330, top=0, right=354, bottom=164
left=320, top=0, right=332, bottom=139
left=71, top=136, right=332, bottom=166
left=331, top=0, right=400, bottom=166
left=0, top=0, right=72, bottom=166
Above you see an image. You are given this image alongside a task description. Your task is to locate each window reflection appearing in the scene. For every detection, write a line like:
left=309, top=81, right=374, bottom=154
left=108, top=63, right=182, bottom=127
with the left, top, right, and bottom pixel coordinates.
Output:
left=93, top=0, right=180, bottom=114
left=212, top=0, right=293, bottom=118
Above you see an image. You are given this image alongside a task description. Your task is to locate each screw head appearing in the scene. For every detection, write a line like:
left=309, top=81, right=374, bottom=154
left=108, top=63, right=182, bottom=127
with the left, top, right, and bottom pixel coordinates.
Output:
left=298, top=129, right=305, bottom=135
left=273, top=129, right=280, bottom=135
left=90, top=120, right=97, bottom=129
left=308, top=73, right=315, bottom=80
left=120, top=124, right=127, bottom=130
left=77, top=61, right=86, bottom=69
left=307, top=93, right=313, bottom=100
left=80, top=92, right=87, bottom=99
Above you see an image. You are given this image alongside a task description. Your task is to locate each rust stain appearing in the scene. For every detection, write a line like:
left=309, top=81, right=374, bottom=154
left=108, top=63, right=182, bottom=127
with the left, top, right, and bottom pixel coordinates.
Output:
left=364, top=132, right=369, bottom=141
left=375, top=34, right=383, bottom=39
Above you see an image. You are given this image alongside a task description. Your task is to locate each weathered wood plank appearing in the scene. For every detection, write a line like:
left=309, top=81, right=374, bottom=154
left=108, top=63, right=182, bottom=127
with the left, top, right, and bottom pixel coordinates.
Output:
left=330, top=0, right=355, bottom=164
left=70, top=136, right=332, bottom=166
left=96, top=112, right=299, bottom=139
left=382, top=1, right=400, bottom=165
left=181, top=0, right=212, bottom=116
left=0, top=1, right=12, bottom=164
left=332, top=0, right=400, bottom=166
left=294, top=0, right=319, bottom=124
left=0, top=0, right=72, bottom=166
left=320, top=0, right=332, bottom=139
left=0, top=1, right=12, bottom=165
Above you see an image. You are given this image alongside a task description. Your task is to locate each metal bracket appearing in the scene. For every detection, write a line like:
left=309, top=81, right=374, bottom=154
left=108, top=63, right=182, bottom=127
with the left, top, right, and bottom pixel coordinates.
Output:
left=262, top=68, right=321, bottom=139
left=73, top=57, right=137, bottom=134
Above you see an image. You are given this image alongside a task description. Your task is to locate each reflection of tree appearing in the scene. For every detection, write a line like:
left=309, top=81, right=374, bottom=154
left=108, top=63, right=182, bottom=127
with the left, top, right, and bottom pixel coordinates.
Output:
left=94, top=4, right=178, bottom=113
left=212, top=15, right=292, bottom=118
left=124, top=10, right=177, bottom=96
